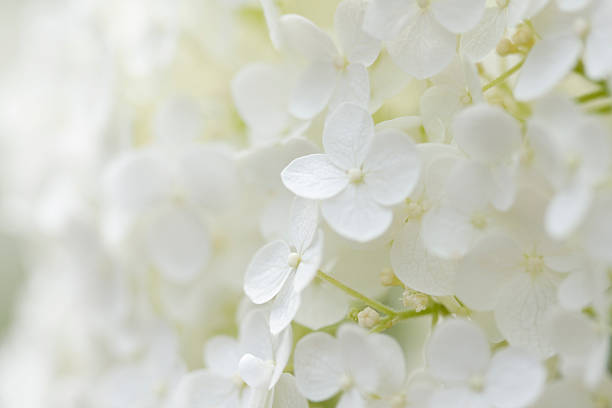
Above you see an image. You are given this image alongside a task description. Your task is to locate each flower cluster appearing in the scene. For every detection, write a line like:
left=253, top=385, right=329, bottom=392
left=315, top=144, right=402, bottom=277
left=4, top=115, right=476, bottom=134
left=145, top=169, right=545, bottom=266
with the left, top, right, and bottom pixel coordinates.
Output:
left=0, top=0, right=611, bottom=407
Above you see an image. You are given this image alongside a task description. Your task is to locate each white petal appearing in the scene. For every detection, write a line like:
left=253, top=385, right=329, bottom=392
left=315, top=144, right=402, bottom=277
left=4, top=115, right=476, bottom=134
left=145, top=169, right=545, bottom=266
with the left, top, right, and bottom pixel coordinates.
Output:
left=338, top=325, right=379, bottom=393
left=239, top=354, right=274, bottom=389
left=362, top=129, right=421, bottom=206
left=494, top=273, right=557, bottom=357
left=231, top=63, right=290, bottom=136
left=556, top=0, right=591, bottom=11
left=153, top=96, right=204, bottom=145
left=244, top=240, right=292, bottom=304
left=484, top=348, right=546, bottom=408
left=420, top=85, right=466, bottom=143
left=328, top=63, right=370, bottom=113
left=294, top=230, right=323, bottom=292
left=444, top=161, right=494, bottom=213
left=514, top=34, right=582, bottom=101
left=426, top=319, right=491, bottom=383
left=269, top=275, right=301, bottom=335
left=584, top=3, right=612, bottom=78
left=337, top=388, right=366, bottom=408
left=179, top=146, right=239, bottom=212
left=368, top=332, right=406, bottom=395
left=103, top=150, right=172, bottom=213
left=279, top=14, right=339, bottom=60
left=363, top=0, right=418, bottom=40
left=421, top=205, right=477, bottom=259
left=240, top=311, right=275, bottom=362
left=455, top=234, right=521, bottom=311
left=490, top=163, right=518, bottom=211
left=387, top=11, right=457, bottom=79
left=545, top=184, right=592, bottom=240
left=557, top=271, right=595, bottom=311
left=323, top=102, right=374, bottom=169
left=460, top=8, right=507, bottom=62
left=281, top=154, right=349, bottom=200
left=453, top=104, right=522, bottom=164
left=321, top=184, right=392, bottom=243
left=335, top=0, right=381, bottom=65
left=430, top=387, right=488, bottom=408
left=431, top=0, right=486, bottom=34
left=272, top=374, right=308, bottom=408
left=204, top=336, right=242, bottom=377
left=146, top=206, right=211, bottom=284
left=390, top=220, right=456, bottom=296
left=288, top=197, right=319, bottom=253
left=289, top=61, right=338, bottom=119
left=294, top=280, right=349, bottom=330
left=294, top=332, right=344, bottom=401
left=543, top=309, right=598, bottom=356
left=582, top=195, right=612, bottom=263
left=272, top=324, right=293, bottom=388
left=169, top=370, right=239, bottom=408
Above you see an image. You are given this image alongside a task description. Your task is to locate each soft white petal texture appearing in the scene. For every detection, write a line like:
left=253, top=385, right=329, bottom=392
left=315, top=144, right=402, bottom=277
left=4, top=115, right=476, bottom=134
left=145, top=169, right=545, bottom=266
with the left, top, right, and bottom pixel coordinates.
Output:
left=556, top=0, right=590, bottom=11
left=363, top=129, right=420, bottom=206
left=369, top=332, right=406, bottom=395
left=321, top=184, right=392, bottom=242
left=294, top=230, right=323, bottom=292
left=272, top=374, right=308, bottom=408
left=420, top=85, right=467, bottom=143
left=337, top=387, right=366, bottom=408
left=328, top=63, right=370, bottom=113
left=391, top=220, right=456, bottom=296
left=260, top=0, right=282, bottom=50
left=146, top=205, right=211, bottom=284
left=557, top=271, right=595, bottom=311
left=269, top=275, right=301, bottom=335
left=453, top=104, right=522, bottom=164
left=533, top=380, right=595, bottom=408
left=363, top=0, right=418, bottom=40
left=294, top=281, right=349, bottom=330
left=281, top=154, right=349, bottom=200
left=490, top=163, right=518, bottom=211
left=335, top=0, right=381, bottom=65
left=337, top=325, right=378, bottom=393
left=426, top=319, right=490, bottom=383
left=421, top=205, right=477, bottom=259
left=584, top=3, right=612, bottom=78
left=294, top=332, right=344, bottom=401
left=444, top=161, right=493, bottom=213
left=240, top=311, right=276, bottom=362
left=231, top=63, right=290, bottom=136
left=494, top=273, right=557, bottom=357
left=179, top=147, right=239, bottom=212
left=289, top=61, right=338, bottom=119
left=484, top=348, right=546, bottom=408
left=387, top=10, right=457, bottom=79
left=272, top=325, right=293, bottom=388
left=323, top=102, right=374, bottom=169
left=104, top=151, right=172, bottom=213
left=455, top=234, right=521, bottom=310
left=582, top=195, right=612, bottom=263
left=460, top=8, right=506, bottom=62
left=514, top=34, right=582, bottom=101
left=288, top=198, right=318, bottom=253
left=545, top=184, right=591, bottom=239
left=430, top=387, right=488, bottom=408
left=243, top=240, right=292, bottom=304
left=239, top=354, right=274, bottom=389
left=279, top=14, right=339, bottom=60
left=204, top=336, right=242, bottom=377
left=545, top=309, right=599, bottom=358
left=170, top=370, right=239, bottom=408
left=431, top=0, right=485, bottom=34
left=153, top=96, right=203, bottom=145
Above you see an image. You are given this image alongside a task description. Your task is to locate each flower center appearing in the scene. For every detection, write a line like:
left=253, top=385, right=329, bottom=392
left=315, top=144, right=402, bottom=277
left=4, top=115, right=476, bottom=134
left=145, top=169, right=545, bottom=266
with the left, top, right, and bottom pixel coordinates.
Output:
left=461, top=92, right=473, bottom=105
left=340, top=374, right=353, bottom=391
left=469, top=375, right=485, bottom=392
left=496, top=0, right=509, bottom=8
left=522, top=252, right=545, bottom=276
left=417, top=0, right=430, bottom=8
left=470, top=213, right=488, bottom=230
left=334, top=55, right=348, bottom=70
left=288, top=252, right=301, bottom=268
left=347, top=168, right=364, bottom=183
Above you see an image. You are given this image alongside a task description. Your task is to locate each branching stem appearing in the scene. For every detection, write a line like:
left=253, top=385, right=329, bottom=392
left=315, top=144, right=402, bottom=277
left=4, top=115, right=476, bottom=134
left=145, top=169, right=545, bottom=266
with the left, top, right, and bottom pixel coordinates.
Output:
left=482, top=59, right=525, bottom=92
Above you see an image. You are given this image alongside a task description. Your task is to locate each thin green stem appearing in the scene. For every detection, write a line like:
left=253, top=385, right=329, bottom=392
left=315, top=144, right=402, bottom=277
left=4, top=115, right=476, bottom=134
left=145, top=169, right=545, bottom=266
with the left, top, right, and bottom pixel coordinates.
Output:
left=316, top=270, right=396, bottom=316
left=483, top=59, right=525, bottom=92
left=576, top=89, right=609, bottom=104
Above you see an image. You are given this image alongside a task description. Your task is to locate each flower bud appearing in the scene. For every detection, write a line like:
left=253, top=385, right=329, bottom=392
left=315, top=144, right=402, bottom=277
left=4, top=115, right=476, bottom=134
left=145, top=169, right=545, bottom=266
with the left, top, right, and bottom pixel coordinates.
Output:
left=402, top=289, right=429, bottom=312
left=380, top=267, right=402, bottom=287
left=496, top=38, right=516, bottom=56
left=357, top=307, right=380, bottom=328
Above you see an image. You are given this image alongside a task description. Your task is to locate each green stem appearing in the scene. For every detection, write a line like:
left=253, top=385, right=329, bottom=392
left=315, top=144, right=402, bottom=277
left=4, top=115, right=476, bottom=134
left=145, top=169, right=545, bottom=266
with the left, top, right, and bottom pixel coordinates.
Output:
left=483, top=59, right=525, bottom=92
left=576, top=89, right=609, bottom=104
left=316, top=270, right=397, bottom=316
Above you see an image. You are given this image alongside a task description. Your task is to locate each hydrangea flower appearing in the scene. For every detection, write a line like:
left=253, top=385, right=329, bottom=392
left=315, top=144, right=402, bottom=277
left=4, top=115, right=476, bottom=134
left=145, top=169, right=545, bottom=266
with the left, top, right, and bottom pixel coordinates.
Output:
left=282, top=102, right=420, bottom=242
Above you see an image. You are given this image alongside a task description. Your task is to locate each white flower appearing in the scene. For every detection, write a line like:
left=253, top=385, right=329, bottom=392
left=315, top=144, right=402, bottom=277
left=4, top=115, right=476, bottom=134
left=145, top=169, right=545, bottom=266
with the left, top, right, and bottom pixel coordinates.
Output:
left=363, top=0, right=486, bottom=78
left=168, top=310, right=295, bottom=408
left=426, top=319, right=546, bottom=408
left=279, top=0, right=381, bottom=119
left=294, top=324, right=406, bottom=407
left=244, top=198, right=323, bottom=334
left=281, top=103, right=420, bottom=242
left=515, top=1, right=612, bottom=100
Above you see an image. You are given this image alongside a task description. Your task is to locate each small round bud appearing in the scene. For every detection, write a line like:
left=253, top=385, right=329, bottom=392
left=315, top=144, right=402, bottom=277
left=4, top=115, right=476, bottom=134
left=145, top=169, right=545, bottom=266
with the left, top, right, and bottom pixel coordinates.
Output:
left=380, top=267, right=401, bottom=287
left=496, top=38, right=515, bottom=56
left=417, top=0, right=429, bottom=8
left=402, top=289, right=429, bottom=312
left=357, top=307, right=380, bottom=328
left=287, top=252, right=301, bottom=268
left=347, top=168, right=364, bottom=183
left=512, top=27, right=534, bottom=47
left=572, top=17, right=589, bottom=38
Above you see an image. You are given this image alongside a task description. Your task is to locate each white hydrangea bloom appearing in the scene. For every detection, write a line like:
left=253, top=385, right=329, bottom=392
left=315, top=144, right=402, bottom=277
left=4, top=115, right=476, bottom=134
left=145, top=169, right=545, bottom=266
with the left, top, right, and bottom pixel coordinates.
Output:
left=244, top=198, right=323, bottom=334
left=282, top=103, right=420, bottom=242
left=426, top=319, right=546, bottom=408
